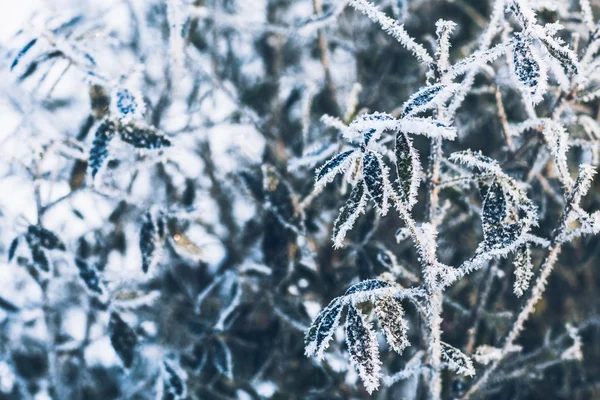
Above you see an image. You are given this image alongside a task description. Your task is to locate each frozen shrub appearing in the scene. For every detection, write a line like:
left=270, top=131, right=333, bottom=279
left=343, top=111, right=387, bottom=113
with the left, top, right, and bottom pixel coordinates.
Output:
left=2, top=0, right=600, bottom=399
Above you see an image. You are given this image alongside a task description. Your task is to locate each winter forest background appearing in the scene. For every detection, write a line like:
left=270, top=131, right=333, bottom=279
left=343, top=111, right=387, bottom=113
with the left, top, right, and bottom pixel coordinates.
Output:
left=2, top=0, right=600, bottom=399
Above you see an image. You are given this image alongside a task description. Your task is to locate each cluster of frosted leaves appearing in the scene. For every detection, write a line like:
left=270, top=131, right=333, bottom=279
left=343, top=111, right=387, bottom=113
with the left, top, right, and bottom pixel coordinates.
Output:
left=449, top=151, right=538, bottom=257
left=441, top=342, right=475, bottom=377
left=305, top=279, right=415, bottom=393
left=315, top=106, right=442, bottom=247
left=509, top=2, right=581, bottom=103
left=11, top=225, right=68, bottom=272
left=160, top=361, right=187, bottom=400
left=88, top=118, right=171, bottom=179
left=109, top=312, right=138, bottom=368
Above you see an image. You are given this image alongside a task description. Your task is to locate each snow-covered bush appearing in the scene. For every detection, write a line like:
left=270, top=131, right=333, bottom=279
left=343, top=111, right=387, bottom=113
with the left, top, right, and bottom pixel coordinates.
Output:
left=2, top=0, right=600, bottom=399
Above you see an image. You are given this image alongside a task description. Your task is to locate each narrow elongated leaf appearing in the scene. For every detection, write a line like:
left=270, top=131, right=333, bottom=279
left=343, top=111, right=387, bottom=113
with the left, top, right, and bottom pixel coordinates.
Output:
left=375, top=296, right=410, bottom=355
left=11, top=38, right=37, bottom=71
left=539, top=36, right=579, bottom=75
left=441, top=342, right=475, bottom=376
left=345, top=305, right=382, bottom=394
left=212, top=338, right=233, bottom=379
left=315, top=150, right=358, bottom=189
left=332, top=181, right=367, bottom=248
left=344, top=279, right=392, bottom=296
left=401, top=84, right=445, bottom=117
left=395, top=131, right=420, bottom=209
left=109, top=312, right=137, bottom=368
left=362, top=151, right=389, bottom=215
left=8, top=237, right=19, bottom=262
left=513, top=244, right=533, bottom=297
left=140, top=211, right=158, bottom=273
left=305, top=299, right=344, bottom=358
left=89, top=120, right=116, bottom=178
left=398, top=118, right=457, bottom=140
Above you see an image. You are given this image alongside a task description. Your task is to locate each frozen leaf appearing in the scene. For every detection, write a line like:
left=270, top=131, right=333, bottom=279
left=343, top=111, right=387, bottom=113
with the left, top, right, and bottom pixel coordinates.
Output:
left=484, top=222, right=522, bottom=251
left=212, top=338, right=233, bottom=379
left=362, top=128, right=377, bottom=147
left=345, top=305, right=382, bottom=394
left=315, top=149, right=358, bottom=189
left=539, top=35, right=579, bottom=75
left=109, top=312, right=137, bottom=368
left=482, top=180, right=506, bottom=228
left=140, top=211, right=160, bottom=273
left=449, top=150, right=502, bottom=175
left=375, top=296, right=410, bottom=355
left=344, top=279, right=392, bottom=296
left=441, top=342, right=475, bottom=377
left=395, top=131, right=421, bottom=209
left=89, top=120, right=116, bottom=178
left=305, top=299, right=344, bottom=359
left=75, top=259, right=103, bottom=295
left=349, top=112, right=397, bottom=142
left=113, top=88, right=141, bottom=119
left=398, top=118, right=457, bottom=140
left=27, top=225, right=66, bottom=251
left=401, top=84, right=456, bottom=118
left=119, top=123, right=172, bottom=149
left=11, top=38, right=37, bottom=71
left=29, top=242, right=49, bottom=272
left=512, top=34, right=546, bottom=103
left=362, top=151, right=390, bottom=215
left=542, top=121, right=572, bottom=188
left=332, top=180, right=367, bottom=248
left=513, top=244, right=533, bottom=297
left=162, top=361, right=187, bottom=399
left=8, top=237, right=19, bottom=262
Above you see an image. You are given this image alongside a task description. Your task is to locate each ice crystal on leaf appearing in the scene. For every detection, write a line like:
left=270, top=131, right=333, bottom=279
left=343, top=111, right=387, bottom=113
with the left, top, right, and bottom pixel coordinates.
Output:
left=345, top=305, right=382, bottom=394
left=375, top=296, right=410, bottom=355
left=441, top=342, right=475, bottom=377
left=362, top=151, right=390, bottom=215
left=395, top=130, right=421, bottom=209
left=513, top=244, right=534, bottom=297
left=332, top=181, right=367, bottom=248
